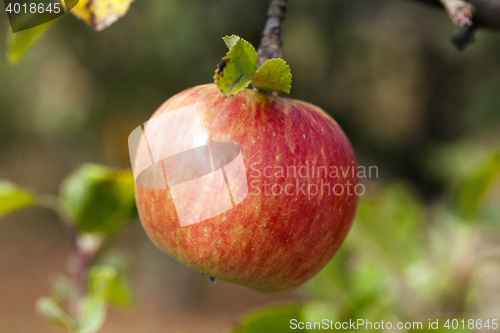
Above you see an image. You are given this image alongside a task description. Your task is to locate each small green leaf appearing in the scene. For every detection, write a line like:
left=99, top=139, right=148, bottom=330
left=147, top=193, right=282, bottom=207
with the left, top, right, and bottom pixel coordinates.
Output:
left=98, top=255, right=133, bottom=306
left=77, top=266, right=117, bottom=333
left=78, top=297, right=106, bottom=333
left=0, top=181, right=35, bottom=219
left=71, top=0, right=135, bottom=31
left=453, top=149, right=500, bottom=219
left=35, top=297, right=76, bottom=331
left=229, top=304, right=304, bottom=333
left=6, top=21, right=53, bottom=65
left=214, top=35, right=257, bottom=97
left=60, top=164, right=137, bottom=234
left=251, top=58, right=292, bottom=94
left=107, top=272, right=133, bottom=306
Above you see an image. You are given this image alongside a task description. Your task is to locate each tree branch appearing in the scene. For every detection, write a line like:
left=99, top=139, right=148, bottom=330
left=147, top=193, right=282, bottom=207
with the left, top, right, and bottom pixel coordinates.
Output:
left=451, top=24, right=478, bottom=50
left=409, top=0, right=500, bottom=29
left=257, top=0, right=288, bottom=68
left=407, top=0, right=497, bottom=50
left=439, top=0, right=476, bottom=27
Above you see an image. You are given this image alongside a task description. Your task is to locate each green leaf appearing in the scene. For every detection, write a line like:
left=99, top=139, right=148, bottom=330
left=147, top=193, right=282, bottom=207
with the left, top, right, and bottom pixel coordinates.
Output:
left=71, top=0, right=135, bottom=31
left=214, top=35, right=257, bottom=97
left=228, top=304, right=304, bottom=333
left=223, top=35, right=241, bottom=50
left=78, top=295, right=106, bottom=333
left=6, top=21, right=53, bottom=65
left=0, top=181, right=35, bottom=219
left=251, top=58, right=292, bottom=94
left=60, top=164, right=137, bottom=234
left=35, top=297, right=77, bottom=331
left=76, top=263, right=132, bottom=332
left=77, top=266, right=117, bottom=333
left=98, top=255, right=133, bottom=306
left=453, top=149, right=500, bottom=219
left=106, top=272, right=133, bottom=306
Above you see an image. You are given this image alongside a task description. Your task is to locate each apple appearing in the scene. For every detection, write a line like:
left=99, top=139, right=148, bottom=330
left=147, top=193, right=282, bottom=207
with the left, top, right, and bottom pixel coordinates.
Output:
left=134, top=83, right=359, bottom=293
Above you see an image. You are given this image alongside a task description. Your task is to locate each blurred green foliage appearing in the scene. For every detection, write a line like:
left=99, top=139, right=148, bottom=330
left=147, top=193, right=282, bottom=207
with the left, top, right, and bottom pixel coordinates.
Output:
left=229, top=147, right=500, bottom=332
left=1, top=0, right=500, bottom=332
left=60, top=164, right=137, bottom=233
left=0, top=180, right=35, bottom=218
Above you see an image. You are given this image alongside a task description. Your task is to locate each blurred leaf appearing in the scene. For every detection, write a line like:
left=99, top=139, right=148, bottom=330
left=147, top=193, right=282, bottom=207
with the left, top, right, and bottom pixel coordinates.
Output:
left=78, top=296, right=106, bottom=333
left=453, top=149, right=500, bottom=220
left=60, top=164, right=137, bottom=234
left=71, top=0, right=135, bottom=31
left=306, top=246, right=352, bottom=303
left=36, top=297, right=76, bottom=331
left=302, top=301, right=339, bottom=327
left=106, top=271, right=133, bottom=306
left=98, top=255, right=133, bottom=306
left=51, top=274, right=75, bottom=303
left=422, top=144, right=487, bottom=185
left=6, top=21, right=53, bottom=65
left=251, top=58, right=292, bottom=94
left=77, top=266, right=117, bottom=333
left=214, top=35, right=257, bottom=97
left=229, top=304, right=304, bottom=333
left=349, top=185, right=424, bottom=272
left=349, top=260, right=388, bottom=303
left=0, top=181, right=35, bottom=218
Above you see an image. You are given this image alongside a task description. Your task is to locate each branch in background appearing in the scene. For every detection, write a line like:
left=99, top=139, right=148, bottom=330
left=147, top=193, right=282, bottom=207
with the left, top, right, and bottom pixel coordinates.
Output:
left=257, top=0, right=288, bottom=68
left=452, top=24, right=479, bottom=50
left=409, top=0, right=481, bottom=50
left=439, top=0, right=476, bottom=27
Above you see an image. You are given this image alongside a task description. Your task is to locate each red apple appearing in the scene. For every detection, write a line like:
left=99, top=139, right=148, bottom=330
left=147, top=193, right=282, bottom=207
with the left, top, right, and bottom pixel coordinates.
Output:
left=134, top=83, right=359, bottom=293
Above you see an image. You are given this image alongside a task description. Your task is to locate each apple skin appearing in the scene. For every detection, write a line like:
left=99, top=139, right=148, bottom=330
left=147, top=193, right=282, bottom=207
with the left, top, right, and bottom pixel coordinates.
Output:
left=135, top=83, right=359, bottom=294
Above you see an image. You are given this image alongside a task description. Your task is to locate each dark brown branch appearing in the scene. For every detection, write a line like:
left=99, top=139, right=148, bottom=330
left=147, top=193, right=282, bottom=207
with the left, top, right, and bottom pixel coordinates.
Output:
left=409, top=0, right=500, bottom=29
left=407, top=0, right=500, bottom=49
left=257, top=0, right=288, bottom=68
left=452, top=24, right=478, bottom=50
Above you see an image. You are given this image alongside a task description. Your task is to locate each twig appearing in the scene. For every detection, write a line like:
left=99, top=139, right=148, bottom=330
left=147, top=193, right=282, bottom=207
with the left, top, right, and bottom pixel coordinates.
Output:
left=256, top=0, right=288, bottom=68
left=451, top=24, right=478, bottom=50
left=439, top=0, right=476, bottom=27
left=35, top=195, right=100, bottom=321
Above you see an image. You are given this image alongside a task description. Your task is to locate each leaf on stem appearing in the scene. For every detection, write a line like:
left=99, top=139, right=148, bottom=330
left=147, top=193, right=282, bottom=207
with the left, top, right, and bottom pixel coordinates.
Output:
left=60, top=164, right=137, bottom=234
left=36, top=297, right=77, bottom=331
left=0, top=181, right=35, bottom=219
left=214, top=35, right=257, bottom=97
left=77, top=266, right=117, bottom=333
left=71, top=0, right=135, bottom=31
left=76, top=263, right=132, bottom=333
left=214, top=35, right=293, bottom=96
left=97, top=254, right=133, bottom=306
left=251, top=58, right=292, bottom=94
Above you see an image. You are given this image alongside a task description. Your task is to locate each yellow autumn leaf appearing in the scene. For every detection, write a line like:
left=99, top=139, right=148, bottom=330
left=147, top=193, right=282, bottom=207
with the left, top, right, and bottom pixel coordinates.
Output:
left=71, top=0, right=134, bottom=31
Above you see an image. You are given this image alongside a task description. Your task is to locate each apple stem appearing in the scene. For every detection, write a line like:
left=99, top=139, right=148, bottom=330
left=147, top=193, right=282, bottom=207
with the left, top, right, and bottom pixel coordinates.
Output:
left=257, top=0, right=288, bottom=68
